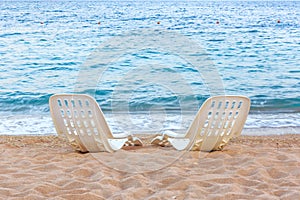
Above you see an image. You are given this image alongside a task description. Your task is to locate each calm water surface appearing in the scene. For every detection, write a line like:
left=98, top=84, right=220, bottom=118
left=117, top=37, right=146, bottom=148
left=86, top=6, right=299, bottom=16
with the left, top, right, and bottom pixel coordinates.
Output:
left=0, top=1, right=299, bottom=135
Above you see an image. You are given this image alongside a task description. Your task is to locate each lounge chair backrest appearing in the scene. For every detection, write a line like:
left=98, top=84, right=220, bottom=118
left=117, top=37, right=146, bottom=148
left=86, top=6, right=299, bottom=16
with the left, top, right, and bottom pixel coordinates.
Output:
left=186, top=96, right=250, bottom=151
left=49, top=94, right=114, bottom=152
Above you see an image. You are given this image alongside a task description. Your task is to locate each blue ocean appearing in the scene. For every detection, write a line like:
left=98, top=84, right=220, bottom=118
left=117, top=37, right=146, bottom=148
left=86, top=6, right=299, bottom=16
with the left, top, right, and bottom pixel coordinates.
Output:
left=0, top=0, right=299, bottom=135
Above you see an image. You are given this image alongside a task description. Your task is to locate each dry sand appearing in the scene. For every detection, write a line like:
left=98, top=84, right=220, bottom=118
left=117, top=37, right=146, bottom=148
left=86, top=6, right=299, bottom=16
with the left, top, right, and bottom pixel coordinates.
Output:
left=0, top=134, right=299, bottom=199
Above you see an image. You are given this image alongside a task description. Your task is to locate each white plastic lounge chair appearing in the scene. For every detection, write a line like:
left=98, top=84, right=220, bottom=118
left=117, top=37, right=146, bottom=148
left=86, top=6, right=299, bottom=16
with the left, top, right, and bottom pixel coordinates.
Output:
left=49, top=94, right=143, bottom=153
left=151, top=96, right=250, bottom=151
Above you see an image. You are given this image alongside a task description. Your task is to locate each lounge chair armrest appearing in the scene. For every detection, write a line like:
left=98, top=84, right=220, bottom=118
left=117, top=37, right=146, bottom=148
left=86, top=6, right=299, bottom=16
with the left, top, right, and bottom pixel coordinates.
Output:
left=113, top=132, right=130, bottom=138
left=163, top=130, right=183, bottom=137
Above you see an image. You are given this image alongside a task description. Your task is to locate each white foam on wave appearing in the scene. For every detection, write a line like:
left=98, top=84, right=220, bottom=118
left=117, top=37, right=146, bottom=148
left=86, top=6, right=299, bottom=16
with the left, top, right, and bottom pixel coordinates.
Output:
left=0, top=112, right=299, bottom=136
left=243, top=127, right=300, bottom=136
left=0, top=115, right=56, bottom=136
left=245, top=112, right=300, bottom=128
left=105, top=112, right=191, bottom=135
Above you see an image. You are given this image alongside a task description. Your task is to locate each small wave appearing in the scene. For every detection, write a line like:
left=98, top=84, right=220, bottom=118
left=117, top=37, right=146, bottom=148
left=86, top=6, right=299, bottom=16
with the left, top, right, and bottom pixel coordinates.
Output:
left=247, top=69, right=264, bottom=73
left=1, top=90, right=299, bottom=114
left=207, top=39, right=225, bottom=42
left=289, top=70, right=300, bottom=73
left=250, top=97, right=300, bottom=113
left=0, top=32, right=22, bottom=38
left=246, top=29, right=259, bottom=33
left=40, top=66, right=76, bottom=71
left=0, top=92, right=52, bottom=113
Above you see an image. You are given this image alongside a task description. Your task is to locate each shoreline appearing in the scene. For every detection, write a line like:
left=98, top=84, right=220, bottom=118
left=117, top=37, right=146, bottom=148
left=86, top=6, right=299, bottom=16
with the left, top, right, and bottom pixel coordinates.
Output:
left=1, top=134, right=300, bottom=147
left=0, top=134, right=299, bottom=199
left=1, top=126, right=299, bottom=136
left=1, top=113, right=300, bottom=136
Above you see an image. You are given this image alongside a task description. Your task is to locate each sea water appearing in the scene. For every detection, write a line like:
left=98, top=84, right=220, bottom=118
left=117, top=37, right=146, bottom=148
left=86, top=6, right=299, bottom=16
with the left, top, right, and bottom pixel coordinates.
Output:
left=0, top=0, right=299, bottom=135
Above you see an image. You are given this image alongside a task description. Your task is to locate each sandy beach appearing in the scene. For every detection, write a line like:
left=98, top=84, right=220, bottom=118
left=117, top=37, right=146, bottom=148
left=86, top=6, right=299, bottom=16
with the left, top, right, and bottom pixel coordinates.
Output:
left=0, top=134, right=299, bottom=199
left=1, top=0, right=300, bottom=199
